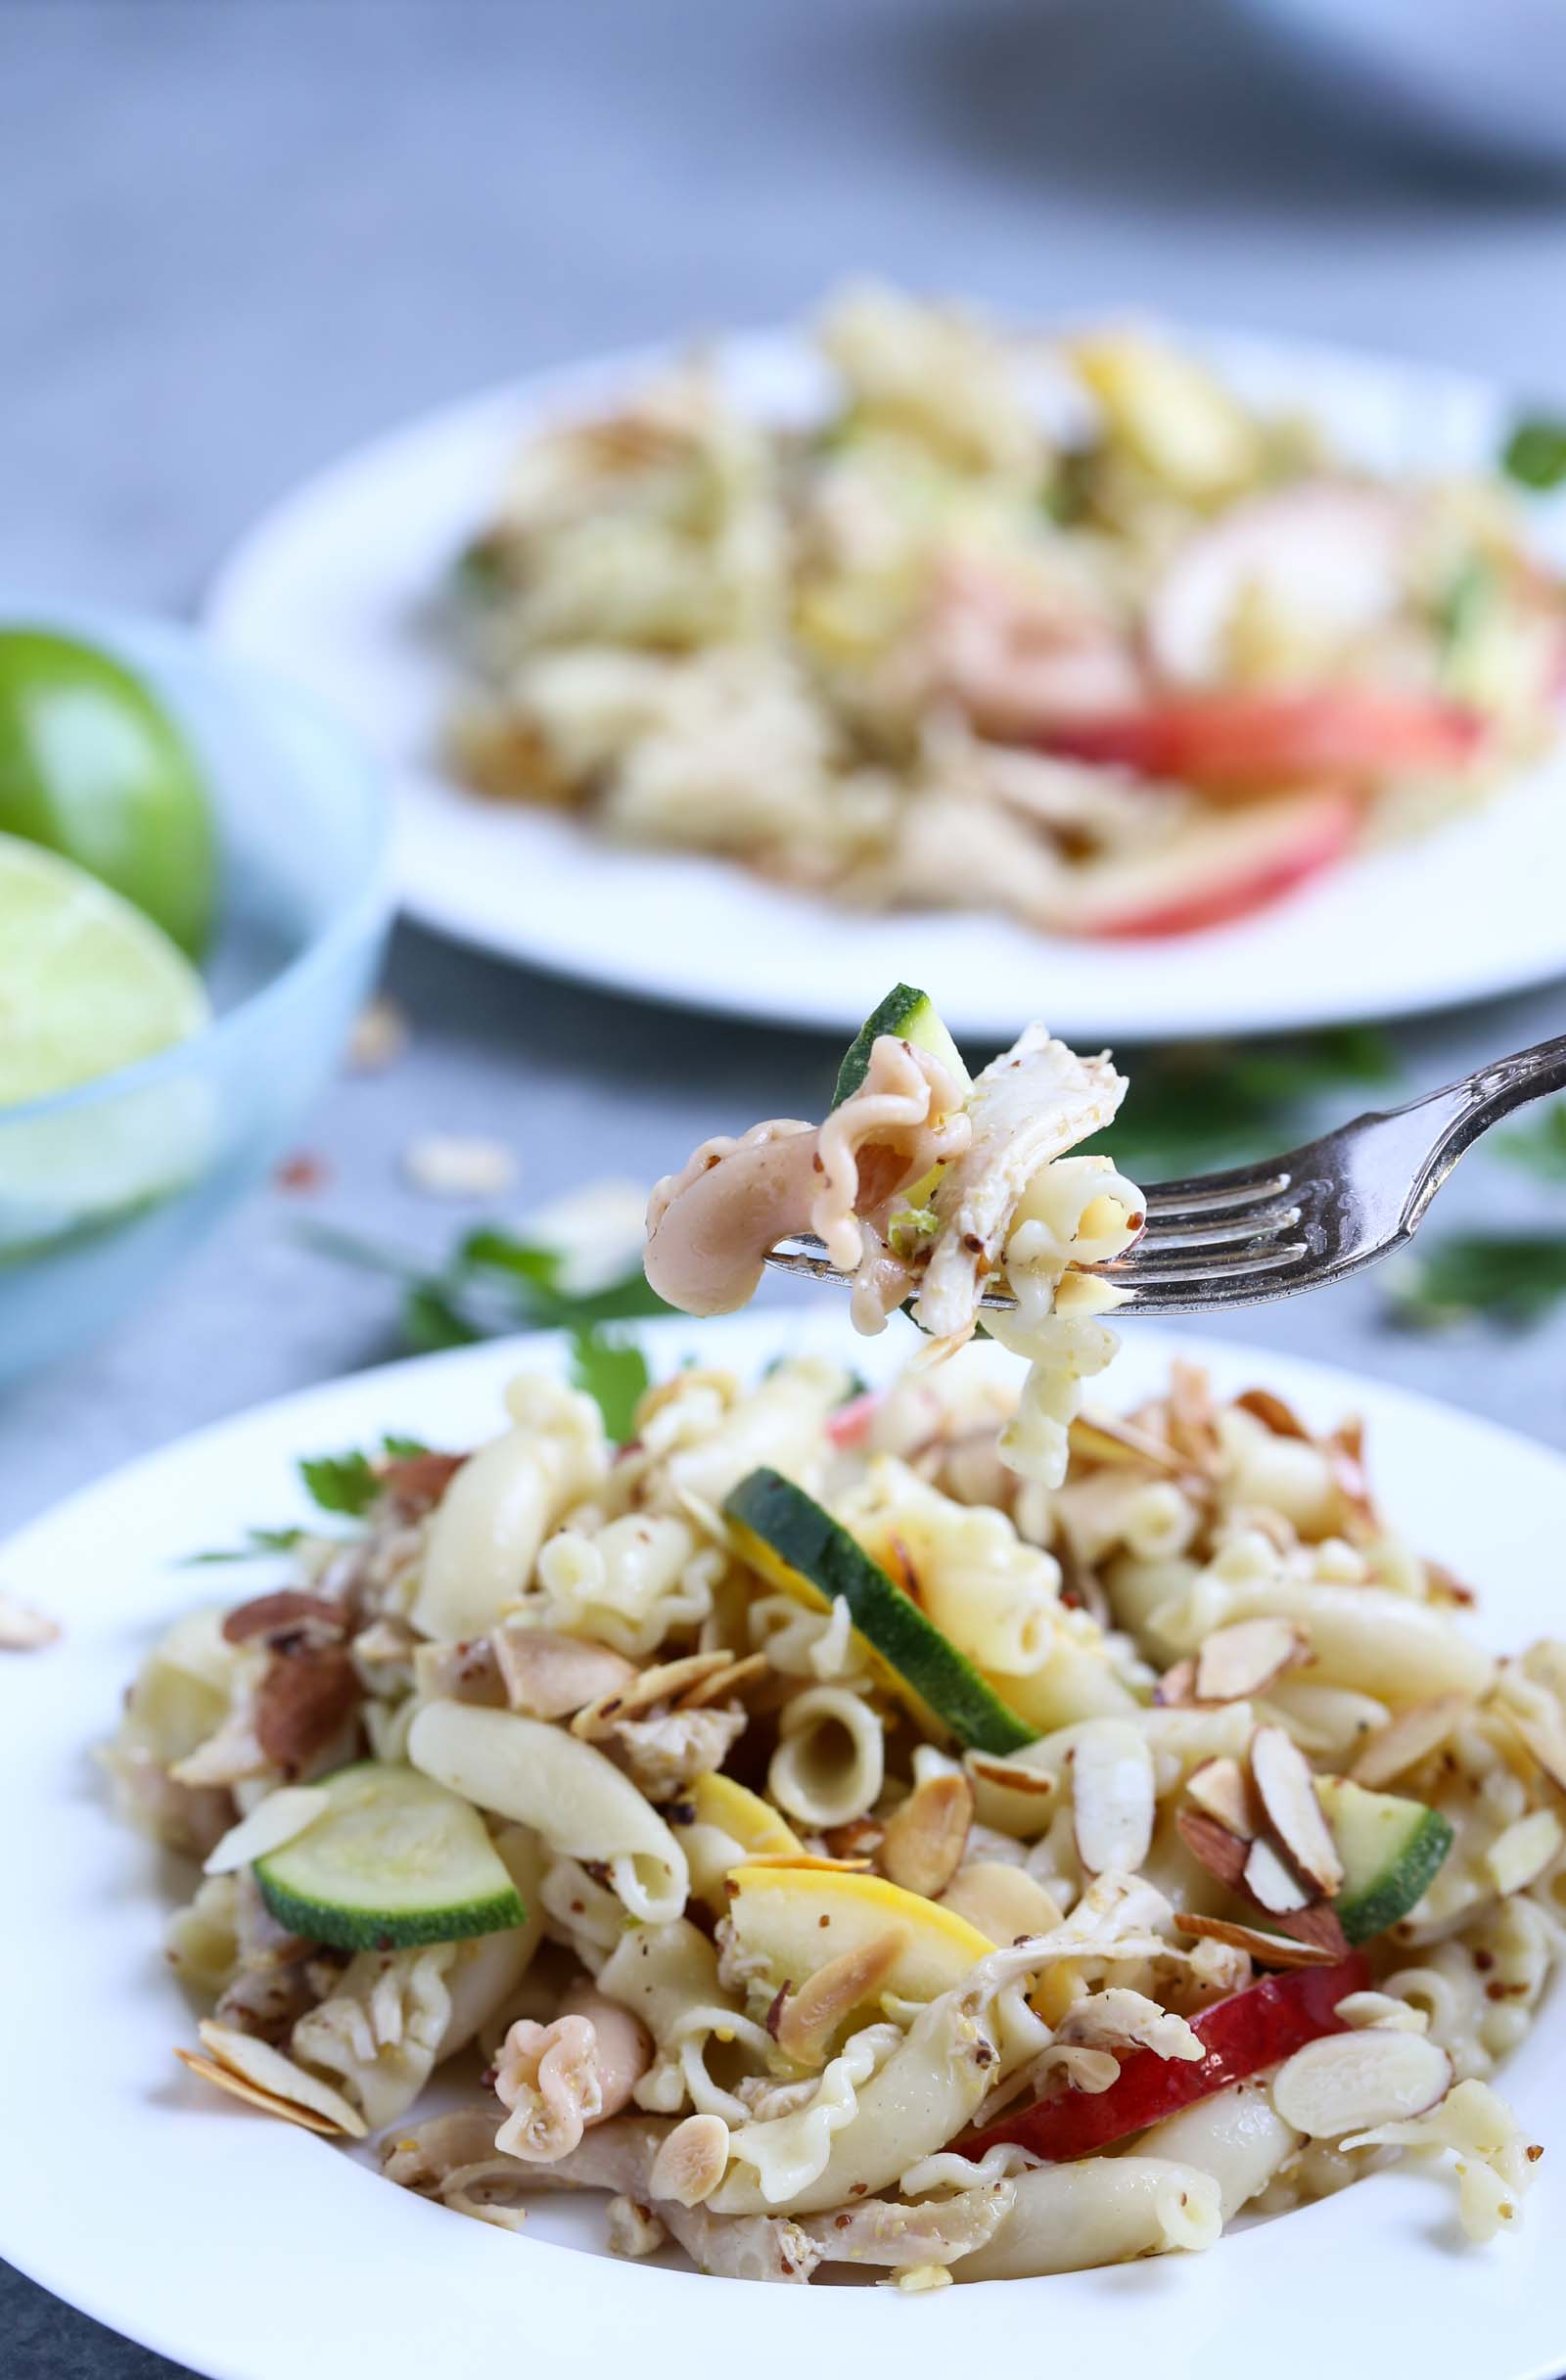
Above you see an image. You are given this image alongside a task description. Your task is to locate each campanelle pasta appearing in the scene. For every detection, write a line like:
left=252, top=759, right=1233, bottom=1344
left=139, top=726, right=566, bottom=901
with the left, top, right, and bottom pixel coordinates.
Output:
left=114, top=1332, right=1560, bottom=2289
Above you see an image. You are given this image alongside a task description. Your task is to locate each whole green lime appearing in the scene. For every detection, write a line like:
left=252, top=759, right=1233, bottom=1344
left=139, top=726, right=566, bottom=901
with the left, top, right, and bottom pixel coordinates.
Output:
left=0, top=628, right=216, bottom=958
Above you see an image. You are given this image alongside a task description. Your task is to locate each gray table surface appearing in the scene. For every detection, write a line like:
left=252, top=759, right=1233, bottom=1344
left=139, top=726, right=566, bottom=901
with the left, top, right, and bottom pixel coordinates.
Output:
left=7, top=2, right=1566, bottom=2371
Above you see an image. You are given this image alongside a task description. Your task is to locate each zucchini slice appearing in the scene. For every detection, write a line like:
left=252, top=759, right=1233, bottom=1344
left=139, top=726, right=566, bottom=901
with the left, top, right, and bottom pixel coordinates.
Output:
left=831, top=983, right=972, bottom=1111
left=723, top=1467, right=1036, bottom=1754
left=727, top=1862, right=994, bottom=2006
left=254, top=1761, right=528, bottom=1951
left=1318, top=1774, right=1454, bottom=1945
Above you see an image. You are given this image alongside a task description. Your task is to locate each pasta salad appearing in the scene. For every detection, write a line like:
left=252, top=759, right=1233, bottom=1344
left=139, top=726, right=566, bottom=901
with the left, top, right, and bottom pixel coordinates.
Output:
left=109, top=1003, right=1559, bottom=2285
left=442, top=285, right=1566, bottom=939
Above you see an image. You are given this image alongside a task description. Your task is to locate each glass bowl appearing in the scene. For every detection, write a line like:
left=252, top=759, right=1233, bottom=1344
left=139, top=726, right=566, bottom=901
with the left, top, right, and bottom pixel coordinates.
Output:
left=0, top=607, right=392, bottom=1385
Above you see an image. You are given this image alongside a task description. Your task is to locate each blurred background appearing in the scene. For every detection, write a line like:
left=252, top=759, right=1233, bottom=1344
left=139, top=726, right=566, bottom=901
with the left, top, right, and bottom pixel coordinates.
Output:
left=7, top=4, right=1566, bottom=2361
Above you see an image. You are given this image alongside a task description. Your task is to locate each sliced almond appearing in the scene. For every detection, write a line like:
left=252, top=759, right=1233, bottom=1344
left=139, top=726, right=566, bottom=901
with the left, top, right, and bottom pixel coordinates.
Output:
left=774, top=1927, right=908, bottom=2065
left=1325, top=1419, right=1377, bottom=1538
left=0, top=1589, right=60, bottom=1651
left=1195, top=1618, right=1310, bottom=1705
left=1500, top=1712, right=1566, bottom=1803
left=649, top=2111, right=730, bottom=2206
left=1167, top=1360, right=1222, bottom=1476
left=253, top=1643, right=361, bottom=1774
left=1176, top=1805, right=1250, bottom=1892
left=965, top=1753, right=1058, bottom=1798
left=1071, top=1721, right=1156, bottom=1876
left=677, top=1652, right=769, bottom=1710
left=189, top=2022, right=367, bottom=2137
left=1233, top=1389, right=1312, bottom=1441
left=879, top=1771, right=974, bottom=1900
left=1243, top=1835, right=1313, bottom=1914
left=821, top=1817, right=886, bottom=1859
left=1423, top=1557, right=1475, bottom=1610
left=1154, top=1659, right=1198, bottom=1709
left=1350, top=1694, right=1471, bottom=1789
left=174, top=2048, right=344, bottom=2135
left=202, top=1785, right=330, bottom=1877
left=940, top=1861, right=1062, bottom=1944
left=492, top=1625, right=636, bottom=1720
left=413, top=1636, right=507, bottom=1707
left=1485, top=1808, right=1564, bottom=1896
left=1174, top=1912, right=1338, bottom=1969
left=1068, top=1411, right=1181, bottom=1474
left=222, top=1592, right=345, bottom=1647
left=1250, top=1724, right=1345, bottom=1896
left=1271, top=2031, right=1452, bottom=2137
left=570, top=1651, right=736, bottom=1738
left=1185, top=1756, right=1256, bottom=1838
left=1273, top=1900, right=1349, bottom=1960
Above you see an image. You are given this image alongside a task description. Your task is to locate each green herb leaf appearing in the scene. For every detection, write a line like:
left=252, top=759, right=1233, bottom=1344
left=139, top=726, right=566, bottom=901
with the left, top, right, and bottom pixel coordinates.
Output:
left=182, top=1526, right=305, bottom=1566
left=380, top=1432, right=432, bottom=1461
left=1490, top=1102, right=1566, bottom=1182
left=1387, top=1232, right=1566, bottom=1329
left=1503, top=417, right=1566, bottom=492
left=569, top=1326, right=650, bottom=1442
left=299, top=1448, right=381, bottom=1517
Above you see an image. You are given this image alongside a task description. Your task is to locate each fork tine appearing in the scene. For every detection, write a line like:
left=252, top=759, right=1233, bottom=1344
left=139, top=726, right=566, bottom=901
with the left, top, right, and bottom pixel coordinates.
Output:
left=1135, top=1201, right=1303, bottom=1252
left=1141, top=1168, right=1296, bottom=1222
left=1101, top=1234, right=1312, bottom=1288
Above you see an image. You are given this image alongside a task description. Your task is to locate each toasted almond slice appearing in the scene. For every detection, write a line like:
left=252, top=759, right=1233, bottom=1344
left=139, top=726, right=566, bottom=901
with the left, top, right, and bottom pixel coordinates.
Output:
left=1233, top=1389, right=1312, bottom=1441
left=678, top=1653, right=769, bottom=1710
left=965, top=1753, right=1058, bottom=1798
left=1185, top=1756, right=1256, bottom=1838
left=1176, top=1805, right=1250, bottom=1892
left=570, top=1651, right=736, bottom=1738
left=1154, top=1658, right=1198, bottom=1709
left=1195, top=1618, right=1310, bottom=1705
left=1350, top=1694, right=1471, bottom=1789
left=821, top=1817, right=887, bottom=1859
left=649, top=2112, right=731, bottom=2206
left=1243, top=1835, right=1313, bottom=1914
left=879, top=1772, right=974, bottom=1900
left=1250, top=1724, right=1345, bottom=1896
left=1168, top=1360, right=1222, bottom=1476
left=492, top=1625, right=636, bottom=1720
left=1271, top=2031, right=1452, bottom=2137
left=1325, top=1419, right=1377, bottom=1538
left=197, top=2020, right=368, bottom=2138
left=174, top=2048, right=345, bottom=2135
left=202, top=1785, right=330, bottom=1877
left=1173, top=1912, right=1338, bottom=1969
left=1500, top=1711, right=1566, bottom=1802
left=774, top=1927, right=909, bottom=2065
left=730, top=1853, right=875, bottom=1875
left=1072, top=1720, right=1156, bottom=1876
left=0, top=1589, right=61, bottom=1651
left=1274, top=1899, right=1349, bottom=1960
left=940, top=1861, right=1061, bottom=1944
left=1069, top=1412, right=1182, bottom=1474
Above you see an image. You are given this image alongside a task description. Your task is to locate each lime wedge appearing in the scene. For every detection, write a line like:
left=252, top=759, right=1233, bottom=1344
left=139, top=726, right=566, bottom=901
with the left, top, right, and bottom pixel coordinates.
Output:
left=0, top=628, right=216, bottom=957
left=0, top=834, right=210, bottom=1109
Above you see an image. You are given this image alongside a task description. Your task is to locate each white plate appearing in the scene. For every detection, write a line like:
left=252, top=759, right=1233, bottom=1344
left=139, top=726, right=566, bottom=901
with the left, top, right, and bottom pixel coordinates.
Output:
left=1, top=1308, right=1562, bottom=2380
left=207, top=323, right=1566, bottom=1043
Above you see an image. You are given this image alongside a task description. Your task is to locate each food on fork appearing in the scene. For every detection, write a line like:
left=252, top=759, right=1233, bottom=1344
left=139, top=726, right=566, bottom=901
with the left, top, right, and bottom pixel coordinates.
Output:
left=645, top=984, right=1145, bottom=1486
left=114, top=1336, right=1559, bottom=2282
left=442, top=286, right=1566, bottom=938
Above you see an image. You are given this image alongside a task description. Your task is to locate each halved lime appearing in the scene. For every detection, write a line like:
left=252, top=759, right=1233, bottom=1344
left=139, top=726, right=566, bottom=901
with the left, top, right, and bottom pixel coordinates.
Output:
left=0, top=833, right=210, bottom=1109
left=0, top=628, right=216, bottom=957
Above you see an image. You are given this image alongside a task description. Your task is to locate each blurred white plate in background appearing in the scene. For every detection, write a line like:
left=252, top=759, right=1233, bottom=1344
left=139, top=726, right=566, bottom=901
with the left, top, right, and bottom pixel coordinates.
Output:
left=208, top=324, right=1566, bottom=1044
left=1, top=1308, right=1563, bottom=2380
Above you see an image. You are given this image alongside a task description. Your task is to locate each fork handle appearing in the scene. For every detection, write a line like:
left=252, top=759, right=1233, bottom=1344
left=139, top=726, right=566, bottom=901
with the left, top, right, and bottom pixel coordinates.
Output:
left=1400, top=1029, right=1566, bottom=1219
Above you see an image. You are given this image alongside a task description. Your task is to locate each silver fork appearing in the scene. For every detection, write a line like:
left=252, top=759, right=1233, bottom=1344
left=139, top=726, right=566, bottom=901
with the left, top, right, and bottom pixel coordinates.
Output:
left=763, top=1031, right=1566, bottom=1316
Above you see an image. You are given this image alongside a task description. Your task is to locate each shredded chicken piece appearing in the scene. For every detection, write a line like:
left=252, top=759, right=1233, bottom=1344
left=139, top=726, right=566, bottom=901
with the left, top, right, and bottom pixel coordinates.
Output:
left=915, top=1025, right=1128, bottom=1341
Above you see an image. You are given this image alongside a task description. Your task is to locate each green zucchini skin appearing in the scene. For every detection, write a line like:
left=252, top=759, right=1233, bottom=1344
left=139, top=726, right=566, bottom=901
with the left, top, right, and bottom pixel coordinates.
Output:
left=1319, top=1775, right=1455, bottom=1945
left=830, top=983, right=971, bottom=1110
left=254, top=1874, right=525, bottom=1953
left=724, top=1466, right=1036, bottom=1756
left=253, top=1761, right=528, bottom=1951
